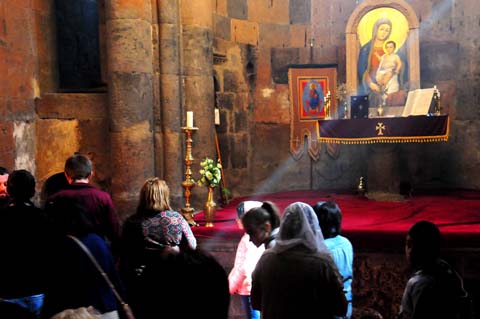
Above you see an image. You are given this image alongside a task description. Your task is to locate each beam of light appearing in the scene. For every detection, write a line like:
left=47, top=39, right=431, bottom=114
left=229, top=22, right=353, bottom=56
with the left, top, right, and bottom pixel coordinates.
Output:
left=198, top=155, right=299, bottom=251
left=250, top=155, right=298, bottom=197
left=418, top=0, right=454, bottom=36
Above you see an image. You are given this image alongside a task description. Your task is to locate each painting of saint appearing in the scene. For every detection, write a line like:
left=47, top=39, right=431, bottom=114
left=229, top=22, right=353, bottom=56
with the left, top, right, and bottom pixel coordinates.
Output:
left=301, top=80, right=325, bottom=118
left=357, top=8, right=409, bottom=106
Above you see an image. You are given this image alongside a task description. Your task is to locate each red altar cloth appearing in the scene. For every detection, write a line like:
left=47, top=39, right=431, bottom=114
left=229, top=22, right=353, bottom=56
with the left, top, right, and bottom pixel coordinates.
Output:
left=192, top=190, right=480, bottom=250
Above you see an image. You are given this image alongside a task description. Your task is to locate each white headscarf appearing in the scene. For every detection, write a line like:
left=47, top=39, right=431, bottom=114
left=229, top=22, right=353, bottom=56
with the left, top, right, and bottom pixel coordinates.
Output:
left=243, top=201, right=263, bottom=214
left=270, top=202, right=329, bottom=254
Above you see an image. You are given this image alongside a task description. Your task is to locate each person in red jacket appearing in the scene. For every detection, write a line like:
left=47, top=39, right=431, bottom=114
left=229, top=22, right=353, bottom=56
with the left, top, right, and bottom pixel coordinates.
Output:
left=45, top=154, right=121, bottom=258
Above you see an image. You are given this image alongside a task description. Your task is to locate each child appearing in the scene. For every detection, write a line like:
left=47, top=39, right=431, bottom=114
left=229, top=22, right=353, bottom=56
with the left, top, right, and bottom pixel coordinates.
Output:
left=241, top=201, right=281, bottom=249
left=229, top=201, right=264, bottom=319
left=312, top=201, right=354, bottom=319
left=375, top=40, right=402, bottom=91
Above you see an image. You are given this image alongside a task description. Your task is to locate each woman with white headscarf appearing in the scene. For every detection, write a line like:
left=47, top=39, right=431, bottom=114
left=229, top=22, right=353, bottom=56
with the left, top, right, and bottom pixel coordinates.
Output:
left=251, top=202, right=347, bottom=319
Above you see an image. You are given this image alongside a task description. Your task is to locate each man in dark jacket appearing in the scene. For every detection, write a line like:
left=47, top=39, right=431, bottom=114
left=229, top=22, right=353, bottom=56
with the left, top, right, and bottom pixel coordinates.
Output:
left=0, top=169, right=51, bottom=318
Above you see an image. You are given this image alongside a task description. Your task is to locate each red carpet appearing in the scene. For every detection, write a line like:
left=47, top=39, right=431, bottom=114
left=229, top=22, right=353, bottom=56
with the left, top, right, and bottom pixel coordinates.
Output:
left=192, top=190, right=480, bottom=250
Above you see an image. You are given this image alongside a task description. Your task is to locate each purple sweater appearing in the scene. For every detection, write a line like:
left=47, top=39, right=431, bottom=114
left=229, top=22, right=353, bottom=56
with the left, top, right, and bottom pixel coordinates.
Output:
left=47, top=183, right=121, bottom=250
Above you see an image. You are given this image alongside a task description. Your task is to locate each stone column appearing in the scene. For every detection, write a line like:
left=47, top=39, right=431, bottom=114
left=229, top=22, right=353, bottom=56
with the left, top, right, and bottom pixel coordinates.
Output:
left=105, top=0, right=155, bottom=219
left=158, top=0, right=184, bottom=208
left=181, top=0, right=216, bottom=207
left=158, top=0, right=216, bottom=209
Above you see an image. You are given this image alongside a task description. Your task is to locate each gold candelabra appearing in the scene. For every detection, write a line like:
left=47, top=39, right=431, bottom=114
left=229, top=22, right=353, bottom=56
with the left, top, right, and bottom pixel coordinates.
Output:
left=181, top=126, right=198, bottom=227
left=324, top=91, right=332, bottom=119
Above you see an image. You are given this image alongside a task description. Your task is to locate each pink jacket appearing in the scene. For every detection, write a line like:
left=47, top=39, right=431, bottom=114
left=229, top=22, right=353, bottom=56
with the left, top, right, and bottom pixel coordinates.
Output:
left=228, top=233, right=265, bottom=295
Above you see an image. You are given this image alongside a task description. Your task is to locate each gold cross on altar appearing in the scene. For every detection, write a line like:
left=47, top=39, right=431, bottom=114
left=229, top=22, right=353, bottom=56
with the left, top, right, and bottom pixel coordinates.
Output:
left=376, top=122, right=386, bottom=135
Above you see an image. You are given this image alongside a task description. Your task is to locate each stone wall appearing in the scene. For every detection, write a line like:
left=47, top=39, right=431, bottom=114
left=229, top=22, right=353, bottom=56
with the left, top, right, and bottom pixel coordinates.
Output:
left=35, top=93, right=110, bottom=197
left=0, top=0, right=40, bottom=174
left=213, top=0, right=480, bottom=199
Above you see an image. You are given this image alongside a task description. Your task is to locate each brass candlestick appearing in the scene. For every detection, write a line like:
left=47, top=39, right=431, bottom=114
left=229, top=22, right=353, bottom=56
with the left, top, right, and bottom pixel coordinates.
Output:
left=181, top=126, right=198, bottom=227
left=357, top=176, right=366, bottom=196
left=343, top=101, right=348, bottom=119
left=324, top=91, right=331, bottom=119
left=377, top=88, right=387, bottom=117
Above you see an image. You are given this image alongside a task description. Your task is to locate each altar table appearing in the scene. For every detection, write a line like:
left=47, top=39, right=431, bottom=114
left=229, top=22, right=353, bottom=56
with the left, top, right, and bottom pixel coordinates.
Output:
left=317, top=115, right=449, bottom=144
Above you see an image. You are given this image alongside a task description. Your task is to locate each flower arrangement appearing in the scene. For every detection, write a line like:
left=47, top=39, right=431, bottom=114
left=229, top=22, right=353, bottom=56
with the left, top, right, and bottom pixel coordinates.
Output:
left=197, top=157, right=222, bottom=188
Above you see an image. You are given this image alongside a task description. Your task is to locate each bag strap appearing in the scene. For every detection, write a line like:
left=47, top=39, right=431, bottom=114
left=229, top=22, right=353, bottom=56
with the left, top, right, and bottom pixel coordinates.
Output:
left=67, top=235, right=127, bottom=307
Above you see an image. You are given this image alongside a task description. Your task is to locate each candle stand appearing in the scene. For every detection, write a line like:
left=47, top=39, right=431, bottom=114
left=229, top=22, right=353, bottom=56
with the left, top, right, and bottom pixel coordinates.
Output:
left=181, top=126, right=198, bottom=227
left=324, top=91, right=332, bottom=119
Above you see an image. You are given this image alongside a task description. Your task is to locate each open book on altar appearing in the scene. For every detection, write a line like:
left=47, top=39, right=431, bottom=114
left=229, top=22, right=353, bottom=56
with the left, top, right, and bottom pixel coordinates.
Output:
left=401, top=88, right=435, bottom=117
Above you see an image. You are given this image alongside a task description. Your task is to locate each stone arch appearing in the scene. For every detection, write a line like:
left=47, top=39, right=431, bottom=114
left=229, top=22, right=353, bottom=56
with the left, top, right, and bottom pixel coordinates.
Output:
left=345, top=0, right=420, bottom=99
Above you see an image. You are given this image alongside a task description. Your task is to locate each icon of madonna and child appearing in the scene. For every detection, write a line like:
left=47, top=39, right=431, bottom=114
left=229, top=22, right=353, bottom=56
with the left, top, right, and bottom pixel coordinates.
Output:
left=357, top=10, right=410, bottom=107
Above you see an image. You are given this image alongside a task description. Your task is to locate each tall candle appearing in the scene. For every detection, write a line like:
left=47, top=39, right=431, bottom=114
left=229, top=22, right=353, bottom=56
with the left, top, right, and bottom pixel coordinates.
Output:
left=214, top=108, right=220, bottom=125
left=186, top=111, right=193, bottom=128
